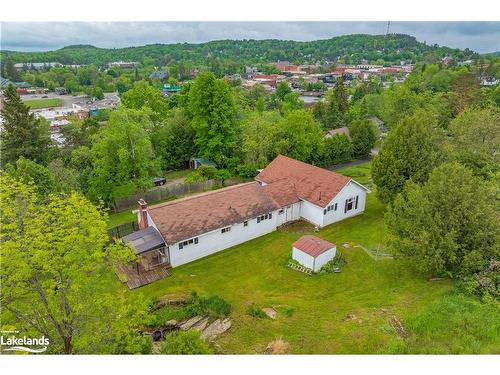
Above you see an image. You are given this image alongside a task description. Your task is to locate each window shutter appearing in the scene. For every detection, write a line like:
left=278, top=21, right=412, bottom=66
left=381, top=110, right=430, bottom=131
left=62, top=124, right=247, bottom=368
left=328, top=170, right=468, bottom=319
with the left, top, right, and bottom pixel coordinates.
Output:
left=269, top=213, right=272, bottom=219
left=355, top=195, right=359, bottom=209
left=323, top=209, right=327, bottom=215
left=335, top=203, right=338, bottom=211
left=179, top=243, right=183, bottom=249
left=344, top=200, right=348, bottom=213
left=257, top=217, right=260, bottom=223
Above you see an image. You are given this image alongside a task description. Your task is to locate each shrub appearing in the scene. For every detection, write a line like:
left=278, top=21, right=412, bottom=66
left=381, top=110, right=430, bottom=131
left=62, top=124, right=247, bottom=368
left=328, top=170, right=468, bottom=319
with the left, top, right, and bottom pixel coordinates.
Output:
left=320, top=252, right=347, bottom=273
left=247, top=303, right=268, bottom=319
left=159, top=330, right=214, bottom=354
left=184, top=292, right=231, bottom=319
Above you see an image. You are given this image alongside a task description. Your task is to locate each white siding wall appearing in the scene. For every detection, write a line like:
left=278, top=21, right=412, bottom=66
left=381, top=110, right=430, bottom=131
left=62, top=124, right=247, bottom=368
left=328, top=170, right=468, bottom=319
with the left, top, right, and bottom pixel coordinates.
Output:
left=322, top=181, right=367, bottom=227
left=313, top=247, right=336, bottom=272
left=292, top=247, right=315, bottom=270
left=299, top=200, right=324, bottom=227
left=292, top=246, right=336, bottom=272
left=168, top=211, right=278, bottom=267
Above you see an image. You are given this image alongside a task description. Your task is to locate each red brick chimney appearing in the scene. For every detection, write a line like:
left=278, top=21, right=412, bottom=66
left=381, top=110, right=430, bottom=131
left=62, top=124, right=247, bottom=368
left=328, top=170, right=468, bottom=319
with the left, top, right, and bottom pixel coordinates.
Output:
left=138, top=199, right=149, bottom=229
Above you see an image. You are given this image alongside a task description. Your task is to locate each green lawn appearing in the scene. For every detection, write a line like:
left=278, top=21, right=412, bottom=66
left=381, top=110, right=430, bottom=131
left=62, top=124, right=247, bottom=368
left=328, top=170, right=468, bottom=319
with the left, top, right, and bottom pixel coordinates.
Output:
left=336, top=161, right=373, bottom=187
left=24, top=98, right=63, bottom=109
left=112, top=162, right=499, bottom=353
left=165, top=169, right=191, bottom=180
left=107, top=209, right=136, bottom=229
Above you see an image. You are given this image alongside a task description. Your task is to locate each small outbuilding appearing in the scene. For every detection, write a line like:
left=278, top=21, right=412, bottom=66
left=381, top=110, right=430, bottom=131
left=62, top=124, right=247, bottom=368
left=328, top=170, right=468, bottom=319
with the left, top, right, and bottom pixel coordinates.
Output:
left=292, top=235, right=336, bottom=272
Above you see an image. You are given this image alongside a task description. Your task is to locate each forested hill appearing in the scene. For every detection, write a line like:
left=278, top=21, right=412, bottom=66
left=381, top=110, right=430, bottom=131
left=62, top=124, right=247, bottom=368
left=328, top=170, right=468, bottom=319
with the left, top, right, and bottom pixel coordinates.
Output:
left=1, top=34, right=475, bottom=66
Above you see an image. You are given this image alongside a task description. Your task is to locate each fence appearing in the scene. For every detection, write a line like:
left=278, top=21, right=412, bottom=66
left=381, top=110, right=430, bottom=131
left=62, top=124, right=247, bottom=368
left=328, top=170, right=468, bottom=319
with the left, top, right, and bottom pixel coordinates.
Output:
left=112, top=179, right=246, bottom=212
left=108, top=221, right=139, bottom=239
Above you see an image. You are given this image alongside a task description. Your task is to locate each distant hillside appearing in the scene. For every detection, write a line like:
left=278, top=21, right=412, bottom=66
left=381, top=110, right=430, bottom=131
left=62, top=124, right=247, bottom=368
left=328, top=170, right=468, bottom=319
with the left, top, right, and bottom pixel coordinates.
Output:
left=0, top=34, right=475, bottom=66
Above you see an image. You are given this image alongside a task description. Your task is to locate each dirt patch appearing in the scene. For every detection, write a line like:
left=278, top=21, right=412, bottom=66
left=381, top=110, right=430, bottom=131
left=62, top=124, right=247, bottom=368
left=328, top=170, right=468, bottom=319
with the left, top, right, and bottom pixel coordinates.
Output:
left=388, top=315, right=408, bottom=339
left=343, top=312, right=362, bottom=323
left=266, top=338, right=290, bottom=354
left=277, top=220, right=315, bottom=234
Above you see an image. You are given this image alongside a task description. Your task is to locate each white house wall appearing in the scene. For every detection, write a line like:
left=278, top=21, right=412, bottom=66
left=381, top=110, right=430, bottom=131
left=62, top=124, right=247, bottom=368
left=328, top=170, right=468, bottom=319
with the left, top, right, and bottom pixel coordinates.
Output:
left=299, top=200, right=324, bottom=227
left=292, top=247, right=315, bottom=270
left=322, top=181, right=367, bottom=227
left=313, top=247, right=336, bottom=272
left=168, top=211, right=279, bottom=267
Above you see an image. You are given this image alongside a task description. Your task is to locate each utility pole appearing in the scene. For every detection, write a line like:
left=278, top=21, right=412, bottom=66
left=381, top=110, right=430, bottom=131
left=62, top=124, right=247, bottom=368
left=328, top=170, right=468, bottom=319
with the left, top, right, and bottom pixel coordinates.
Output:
left=386, top=21, right=391, bottom=35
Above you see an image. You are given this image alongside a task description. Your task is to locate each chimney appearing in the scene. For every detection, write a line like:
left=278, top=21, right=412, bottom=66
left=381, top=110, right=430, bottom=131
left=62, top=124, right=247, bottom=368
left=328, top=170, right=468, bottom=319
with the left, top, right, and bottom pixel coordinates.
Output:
left=138, top=199, right=148, bottom=229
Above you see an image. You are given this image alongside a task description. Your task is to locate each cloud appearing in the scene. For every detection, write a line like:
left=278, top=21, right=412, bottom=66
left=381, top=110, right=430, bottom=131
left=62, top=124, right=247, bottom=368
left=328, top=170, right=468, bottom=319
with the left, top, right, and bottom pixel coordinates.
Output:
left=1, top=21, right=499, bottom=53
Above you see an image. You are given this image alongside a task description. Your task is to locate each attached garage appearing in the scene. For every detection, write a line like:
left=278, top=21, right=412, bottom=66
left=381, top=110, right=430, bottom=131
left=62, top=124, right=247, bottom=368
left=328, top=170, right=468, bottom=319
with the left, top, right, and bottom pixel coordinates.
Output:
left=292, top=235, right=336, bottom=272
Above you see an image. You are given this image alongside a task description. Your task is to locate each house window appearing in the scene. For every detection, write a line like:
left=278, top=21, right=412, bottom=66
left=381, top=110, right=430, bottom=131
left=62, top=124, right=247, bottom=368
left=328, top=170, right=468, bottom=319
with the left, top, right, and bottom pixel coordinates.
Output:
left=179, top=237, right=198, bottom=249
left=243, top=221, right=248, bottom=227
left=278, top=209, right=284, bottom=215
left=334, top=203, right=338, bottom=211
left=257, top=212, right=272, bottom=223
left=221, top=226, right=231, bottom=234
left=345, top=197, right=358, bottom=213
left=323, top=209, right=327, bottom=215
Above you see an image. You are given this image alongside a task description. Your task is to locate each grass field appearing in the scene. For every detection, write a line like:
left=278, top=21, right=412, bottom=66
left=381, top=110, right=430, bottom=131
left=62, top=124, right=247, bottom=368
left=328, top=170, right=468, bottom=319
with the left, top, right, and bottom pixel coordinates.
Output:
left=111, top=162, right=499, bottom=353
left=24, top=98, right=63, bottom=109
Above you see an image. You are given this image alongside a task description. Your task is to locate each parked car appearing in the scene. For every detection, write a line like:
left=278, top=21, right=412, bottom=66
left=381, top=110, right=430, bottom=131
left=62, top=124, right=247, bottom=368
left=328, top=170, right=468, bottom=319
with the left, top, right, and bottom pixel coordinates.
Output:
left=152, top=177, right=167, bottom=186
left=42, top=95, right=48, bottom=98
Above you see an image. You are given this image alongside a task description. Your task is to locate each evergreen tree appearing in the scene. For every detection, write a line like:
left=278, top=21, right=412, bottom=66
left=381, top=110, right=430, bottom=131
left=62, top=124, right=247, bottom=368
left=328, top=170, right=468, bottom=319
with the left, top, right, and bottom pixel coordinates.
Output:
left=0, top=84, right=51, bottom=165
left=3, top=58, right=21, bottom=81
left=371, top=111, right=444, bottom=203
left=349, top=119, right=377, bottom=157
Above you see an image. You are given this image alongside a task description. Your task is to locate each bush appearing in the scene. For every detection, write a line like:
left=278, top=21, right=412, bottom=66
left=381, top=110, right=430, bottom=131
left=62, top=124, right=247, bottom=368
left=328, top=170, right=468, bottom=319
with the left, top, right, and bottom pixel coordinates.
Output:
left=246, top=303, right=268, bottom=319
left=184, top=292, right=231, bottom=319
left=320, top=252, right=347, bottom=273
left=159, top=330, right=214, bottom=354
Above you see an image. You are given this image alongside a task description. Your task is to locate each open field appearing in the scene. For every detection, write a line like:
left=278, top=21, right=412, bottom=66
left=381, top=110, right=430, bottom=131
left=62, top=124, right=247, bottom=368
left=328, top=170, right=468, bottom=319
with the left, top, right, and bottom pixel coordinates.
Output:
left=24, top=98, right=63, bottom=109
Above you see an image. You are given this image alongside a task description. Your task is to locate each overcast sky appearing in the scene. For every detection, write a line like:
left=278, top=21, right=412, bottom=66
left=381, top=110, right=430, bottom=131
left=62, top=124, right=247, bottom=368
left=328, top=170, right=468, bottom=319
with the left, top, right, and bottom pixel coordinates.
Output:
left=1, top=22, right=499, bottom=53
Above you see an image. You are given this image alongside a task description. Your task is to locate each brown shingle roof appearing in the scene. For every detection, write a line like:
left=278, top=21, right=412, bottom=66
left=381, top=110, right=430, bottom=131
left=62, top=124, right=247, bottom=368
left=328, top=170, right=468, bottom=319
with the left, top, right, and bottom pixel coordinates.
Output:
left=256, top=155, right=351, bottom=208
left=293, top=235, right=335, bottom=257
left=148, top=182, right=279, bottom=244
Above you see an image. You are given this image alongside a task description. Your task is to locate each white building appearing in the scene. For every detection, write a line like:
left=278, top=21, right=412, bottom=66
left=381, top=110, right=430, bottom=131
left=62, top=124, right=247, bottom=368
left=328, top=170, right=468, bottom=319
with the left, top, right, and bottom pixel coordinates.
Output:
left=123, top=155, right=368, bottom=269
left=292, top=235, right=336, bottom=272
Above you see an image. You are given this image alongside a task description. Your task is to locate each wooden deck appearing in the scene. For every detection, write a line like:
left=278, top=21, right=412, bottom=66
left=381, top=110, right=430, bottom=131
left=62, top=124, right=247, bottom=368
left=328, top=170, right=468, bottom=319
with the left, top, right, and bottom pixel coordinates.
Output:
left=115, top=263, right=171, bottom=289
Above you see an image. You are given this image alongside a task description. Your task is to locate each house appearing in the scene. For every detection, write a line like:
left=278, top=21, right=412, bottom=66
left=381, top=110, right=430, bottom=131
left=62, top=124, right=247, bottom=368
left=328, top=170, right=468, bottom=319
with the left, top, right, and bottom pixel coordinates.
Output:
left=325, top=127, right=350, bottom=139
left=189, top=157, right=216, bottom=169
left=292, top=235, right=336, bottom=272
left=121, top=155, right=368, bottom=274
left=149, top=71, right=169, bottom=81
left=107, top=61, right=139, bottom=69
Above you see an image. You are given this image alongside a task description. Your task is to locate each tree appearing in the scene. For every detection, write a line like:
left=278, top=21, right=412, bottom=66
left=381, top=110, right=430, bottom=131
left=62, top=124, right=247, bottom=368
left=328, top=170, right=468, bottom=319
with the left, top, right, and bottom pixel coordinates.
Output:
left=89, top=108, right=160, bottom=204
left=159, top=330, right=213, bottom=354
left=386, top=163, right=499, bottom=278
left=448, top=71, right=483, bottom=116
left=121, top=80, right=169, bottom=123
left=241, top=111, right=280, bottom=167
left=47, top=159, right=80, bottom=193
left=372, top=111, right=444, bottom=203
left=60, top=117, right=100, bottom=150
left=349, top=119, right=377, bottom=157
left=322, top=134, right=353, bottom=166
left=275, top=80, right=292, bottom=101
left=314, top=78, right=349, bottom=129
left=3, top=58, right=21, bottom=81
left=274, top=110, right=324, bottom=163
left=188, top=72, right=239, bottom=166
left=4, top=157, right=55, bottom=196
left=151, top=109, right=196, bottom=171
left=0, top=85, right=51, bottom=165
left=0, top=175, right=151, bottom=354
left=447, top=107, right=500, bottom=179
